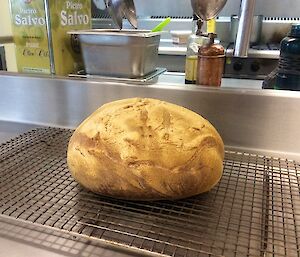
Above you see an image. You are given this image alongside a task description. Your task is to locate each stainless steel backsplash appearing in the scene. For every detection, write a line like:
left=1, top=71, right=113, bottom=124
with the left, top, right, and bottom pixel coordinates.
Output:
left=0, top=72, right=300, bottom=161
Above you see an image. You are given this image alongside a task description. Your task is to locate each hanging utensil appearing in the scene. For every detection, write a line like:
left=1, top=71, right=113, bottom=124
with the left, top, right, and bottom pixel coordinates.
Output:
left=106, top=0, right=123, bottom=29
left=106, top=0, right=137, bottom=29
left=190, top=0, right=227, bottom=21
left=124, top=0, right=138, bottom=29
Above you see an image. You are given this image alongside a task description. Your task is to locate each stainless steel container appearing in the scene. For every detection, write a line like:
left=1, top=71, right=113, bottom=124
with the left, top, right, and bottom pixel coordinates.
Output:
left=71, top=29, right=161, bottom=78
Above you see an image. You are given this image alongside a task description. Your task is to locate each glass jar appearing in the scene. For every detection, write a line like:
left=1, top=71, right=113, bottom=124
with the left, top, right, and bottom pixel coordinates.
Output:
left=185, top=15, right=208, bottom=84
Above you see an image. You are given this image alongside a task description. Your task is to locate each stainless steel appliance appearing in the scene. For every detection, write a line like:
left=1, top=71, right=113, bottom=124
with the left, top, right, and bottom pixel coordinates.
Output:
left=224, top=42, right=279, bottom=79
left=230, top=15, right=263, bottom=44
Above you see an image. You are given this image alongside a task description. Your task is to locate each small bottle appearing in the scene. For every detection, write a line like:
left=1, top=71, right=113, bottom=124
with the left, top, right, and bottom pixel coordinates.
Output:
left=196, top=33, right=225, bottom=87
left=185, top=15, right=208, bottom=84
left=275, top=24, right=300, bottom=91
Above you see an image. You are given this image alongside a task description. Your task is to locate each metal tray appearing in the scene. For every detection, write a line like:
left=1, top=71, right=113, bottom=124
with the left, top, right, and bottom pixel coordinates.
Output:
left=69, top=29, right=161, bottom=78
left=0, top=128, right=299, bottom=257
left=69, top=68, right=167, bottom=84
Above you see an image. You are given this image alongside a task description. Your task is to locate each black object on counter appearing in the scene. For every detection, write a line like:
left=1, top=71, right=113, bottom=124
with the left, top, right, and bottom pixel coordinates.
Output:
left=262, top=68, right=278, bottom=89
left=275, top=24, right=300, bottom=91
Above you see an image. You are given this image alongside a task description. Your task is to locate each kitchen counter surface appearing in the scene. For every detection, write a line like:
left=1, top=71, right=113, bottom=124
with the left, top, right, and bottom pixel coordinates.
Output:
left=0, top=121, right=41, bottom=144
left=0, top=72, right=299, bottom=257
left=0, top=120, right=137, bottom=257
left=158, top=72, right=263, bottom=89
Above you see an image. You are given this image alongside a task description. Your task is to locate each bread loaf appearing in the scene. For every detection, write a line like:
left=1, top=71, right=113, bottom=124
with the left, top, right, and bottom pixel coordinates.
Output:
left=67, top=98, right=224, bottom=200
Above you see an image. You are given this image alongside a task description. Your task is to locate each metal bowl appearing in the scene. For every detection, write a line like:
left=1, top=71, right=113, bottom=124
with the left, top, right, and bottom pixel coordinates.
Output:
left=190, top=0, right=227, bottom=21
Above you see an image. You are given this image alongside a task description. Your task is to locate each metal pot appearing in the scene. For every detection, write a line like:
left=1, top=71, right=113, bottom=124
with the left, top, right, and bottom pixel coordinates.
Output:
left=230, top=15, right=263, bottom=44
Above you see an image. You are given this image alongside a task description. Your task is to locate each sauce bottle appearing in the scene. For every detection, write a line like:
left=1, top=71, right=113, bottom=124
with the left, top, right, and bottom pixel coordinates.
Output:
left=196, top=33, right=225, bottom=87
left=185, top=15, right=208, bottom=84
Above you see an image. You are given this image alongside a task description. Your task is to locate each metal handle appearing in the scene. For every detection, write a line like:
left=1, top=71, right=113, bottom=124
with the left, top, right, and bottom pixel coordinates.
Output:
left=234, top=0, right=256, bottom=57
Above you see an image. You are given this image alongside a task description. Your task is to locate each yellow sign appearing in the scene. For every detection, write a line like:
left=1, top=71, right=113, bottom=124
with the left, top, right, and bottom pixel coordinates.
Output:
left=10, top=0, right=91, bottom=75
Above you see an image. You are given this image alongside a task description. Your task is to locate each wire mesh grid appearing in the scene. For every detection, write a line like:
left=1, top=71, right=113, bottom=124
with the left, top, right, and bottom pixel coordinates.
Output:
left=0, top=127, right=299, bottom=257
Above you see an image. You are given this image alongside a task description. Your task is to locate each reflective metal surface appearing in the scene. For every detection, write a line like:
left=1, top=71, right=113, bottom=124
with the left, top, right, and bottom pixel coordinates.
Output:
left=1, top=128, right=299, bottom=257
left=107, top=0, right=124, bottom=29
left=44, top=0, right=55, bottom=74
left=0, top=72, right=299, bottom=161
left=190, top=0, right=227, bottom=20
left=72, top=29, right=161, bottom=78
left=226, top=48, right=279, bottom=59
left=0, top=71, right=300, bottom=256
left=159, top=39, right=280, bottom=58
left=106, top=0, right=137, bottom=29
left=0, top=121, right=40, bottom=144
left=230, top=15, right=263, bottom=44
left=0, top=214, right=135, bottom=257
left=69, top=67, right=167, bottom=83
left=234, top=0, right=256, bottom=57
left=123, top=0, right=138, bottom=28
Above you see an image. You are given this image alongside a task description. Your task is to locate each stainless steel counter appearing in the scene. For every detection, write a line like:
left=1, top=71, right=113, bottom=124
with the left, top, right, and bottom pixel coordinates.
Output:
left=0, top=121, right=136, bottom=257
left=0, top=121, right=40, bottom=143
left=0, top=215, right=136, bottom=257
left=0, top=72, right=300, bottom=257
left=0, top=71, right=299, bottom=160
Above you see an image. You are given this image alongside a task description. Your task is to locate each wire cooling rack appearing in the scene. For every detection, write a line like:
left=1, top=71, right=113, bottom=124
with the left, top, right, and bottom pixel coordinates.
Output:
left=0, top=128, right=299, bottom=257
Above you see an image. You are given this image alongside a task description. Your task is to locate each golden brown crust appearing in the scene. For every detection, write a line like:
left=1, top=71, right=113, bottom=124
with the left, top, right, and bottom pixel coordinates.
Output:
left=67, top=98, right=224, bottom=200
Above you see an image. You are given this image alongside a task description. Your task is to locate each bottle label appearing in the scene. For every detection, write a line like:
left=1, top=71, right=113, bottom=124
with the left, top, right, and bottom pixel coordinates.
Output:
left=10, top=0, right=91, bottom=75
left=207, top=19, right=216, bottom=33
left=185, top=55, right=198, bottom=83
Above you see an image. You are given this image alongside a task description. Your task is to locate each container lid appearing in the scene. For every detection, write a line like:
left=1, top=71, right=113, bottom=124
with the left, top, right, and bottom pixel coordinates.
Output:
left=199, top=34, right=225, bottom=56
left=290, top=24, right=300, bottom=37
left=199, top=43, right=225, bottom=56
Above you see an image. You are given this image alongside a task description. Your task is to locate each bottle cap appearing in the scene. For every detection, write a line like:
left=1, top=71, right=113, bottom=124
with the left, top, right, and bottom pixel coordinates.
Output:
left=290, top=24, right=300, bottom=37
